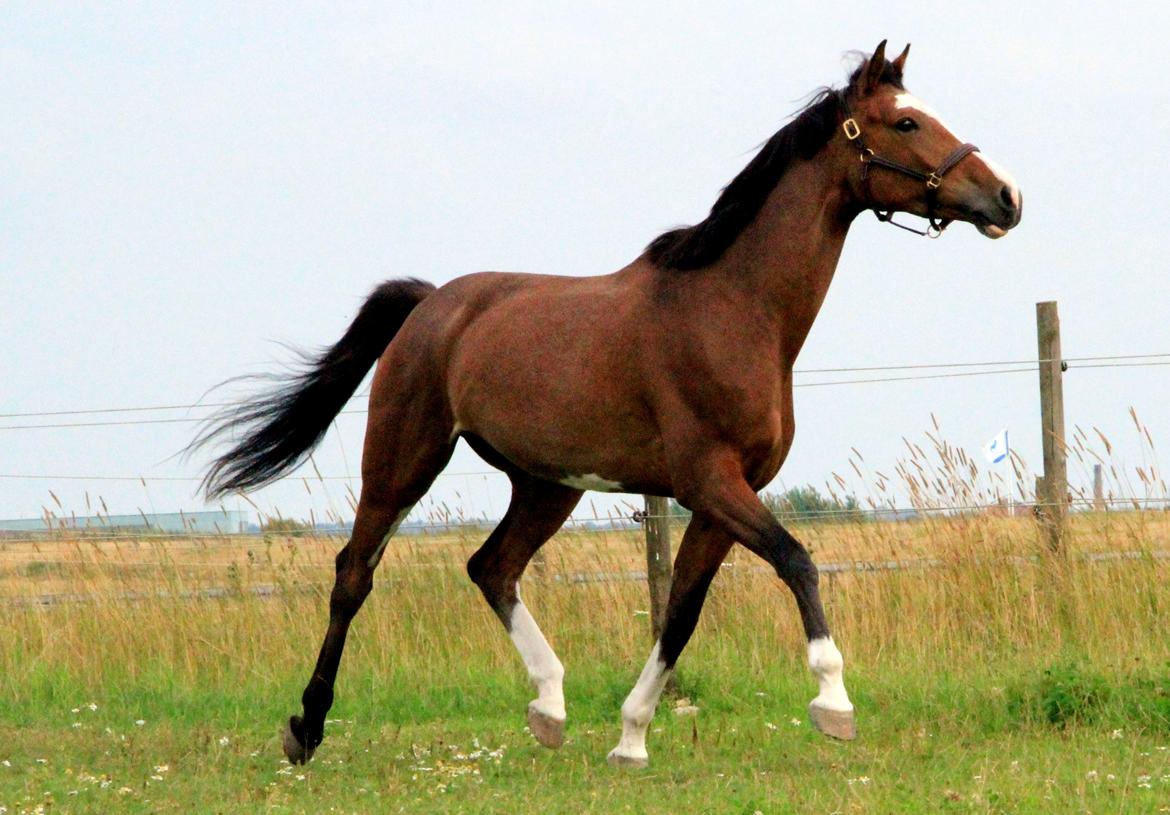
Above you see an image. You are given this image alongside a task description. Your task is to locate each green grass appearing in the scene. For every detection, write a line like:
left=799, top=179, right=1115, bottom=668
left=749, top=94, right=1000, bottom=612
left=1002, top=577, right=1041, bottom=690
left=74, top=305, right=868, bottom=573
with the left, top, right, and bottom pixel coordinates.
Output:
left=4, top=664, right=1170, bottom=814
left=3, top=515, right=1170, bottom=813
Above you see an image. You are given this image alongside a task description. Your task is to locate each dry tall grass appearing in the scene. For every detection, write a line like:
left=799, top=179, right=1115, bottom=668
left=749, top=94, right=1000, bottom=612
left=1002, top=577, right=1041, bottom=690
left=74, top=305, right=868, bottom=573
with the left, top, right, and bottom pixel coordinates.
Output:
left=3, top=506, right=1168, bottom=710
left=4, top=416, right=1167, bottom=721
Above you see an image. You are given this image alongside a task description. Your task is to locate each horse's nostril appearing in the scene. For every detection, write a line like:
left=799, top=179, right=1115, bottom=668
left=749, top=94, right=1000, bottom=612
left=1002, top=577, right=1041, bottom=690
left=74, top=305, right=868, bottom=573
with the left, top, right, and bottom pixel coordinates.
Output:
left=1000, top=185, right=1016, bottom=210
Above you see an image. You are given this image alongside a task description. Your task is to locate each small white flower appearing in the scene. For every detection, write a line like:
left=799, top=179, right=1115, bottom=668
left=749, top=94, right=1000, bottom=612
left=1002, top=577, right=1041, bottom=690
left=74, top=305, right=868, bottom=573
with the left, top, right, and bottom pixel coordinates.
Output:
left=764, top=721, right=778, bottom=731
left=218, top=736, right=230, bottom=747
left=1111, top=729, right=1124, bottom=740
left=789, top=718, right=802, bottom=727
left=134, top=720, right=145, bottom=727
left=1086, top=770, right=1098, bottom=781
left=87, top=703, right=97, bottom=711
left=1, top=759, right=10, bottom=767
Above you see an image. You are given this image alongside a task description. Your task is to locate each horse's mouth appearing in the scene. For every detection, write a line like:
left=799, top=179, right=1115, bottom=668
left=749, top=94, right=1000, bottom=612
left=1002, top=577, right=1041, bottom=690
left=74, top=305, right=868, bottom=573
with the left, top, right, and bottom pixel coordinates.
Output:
left=971, top=194, right=1022, bottom=239
left=976, top=220, right=1009, bottom=239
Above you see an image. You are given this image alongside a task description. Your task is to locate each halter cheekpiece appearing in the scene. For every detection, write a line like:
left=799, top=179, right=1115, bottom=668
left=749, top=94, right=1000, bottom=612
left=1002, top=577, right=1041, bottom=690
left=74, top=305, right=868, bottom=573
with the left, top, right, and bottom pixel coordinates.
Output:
left=841, top=114, right=979, bottom=238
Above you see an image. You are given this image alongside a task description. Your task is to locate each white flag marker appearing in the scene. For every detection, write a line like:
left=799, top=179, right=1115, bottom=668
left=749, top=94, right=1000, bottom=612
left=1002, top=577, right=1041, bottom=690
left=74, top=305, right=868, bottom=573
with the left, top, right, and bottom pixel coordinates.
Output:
left=982, top=429, right=1009, bottom=464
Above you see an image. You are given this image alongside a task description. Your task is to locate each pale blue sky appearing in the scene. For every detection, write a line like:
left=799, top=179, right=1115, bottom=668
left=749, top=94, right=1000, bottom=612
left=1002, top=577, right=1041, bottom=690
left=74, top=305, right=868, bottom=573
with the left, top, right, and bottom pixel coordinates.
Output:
left=4, top=2, right=1168, bottom=525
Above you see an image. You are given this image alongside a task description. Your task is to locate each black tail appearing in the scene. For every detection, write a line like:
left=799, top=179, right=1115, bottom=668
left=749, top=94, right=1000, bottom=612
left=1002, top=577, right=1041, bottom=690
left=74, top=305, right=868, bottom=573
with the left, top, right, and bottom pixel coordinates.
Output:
left=193, top=278, right=436, bottom=500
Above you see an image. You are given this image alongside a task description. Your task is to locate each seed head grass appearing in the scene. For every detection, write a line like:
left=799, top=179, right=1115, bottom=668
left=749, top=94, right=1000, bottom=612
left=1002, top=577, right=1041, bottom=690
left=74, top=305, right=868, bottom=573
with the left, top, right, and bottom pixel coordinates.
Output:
left=1, top=421, right=1168, bottom=812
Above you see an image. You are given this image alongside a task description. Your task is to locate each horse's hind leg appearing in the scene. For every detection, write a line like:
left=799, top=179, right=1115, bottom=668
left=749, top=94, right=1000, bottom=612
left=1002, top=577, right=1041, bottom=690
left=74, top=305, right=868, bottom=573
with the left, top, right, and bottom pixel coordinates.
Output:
left=466, top=474, right=582, bottom=749
left=282, top=421, right=453, bottom=765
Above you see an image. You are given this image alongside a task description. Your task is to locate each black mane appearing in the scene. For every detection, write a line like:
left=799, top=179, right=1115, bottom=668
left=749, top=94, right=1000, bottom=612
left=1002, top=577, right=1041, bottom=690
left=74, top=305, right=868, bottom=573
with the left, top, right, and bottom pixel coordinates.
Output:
left=646, top=57, right=905, bottom=271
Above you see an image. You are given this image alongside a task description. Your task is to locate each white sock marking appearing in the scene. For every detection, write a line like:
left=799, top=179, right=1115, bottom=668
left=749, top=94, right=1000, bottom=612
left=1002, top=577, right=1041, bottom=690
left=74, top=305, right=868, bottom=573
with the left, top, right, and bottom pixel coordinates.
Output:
left=808, top=637, right=853, bottom=712
left=609, top=641, right=671, bottom=762
left=508, top=584, right=565, bottom=720
left=366, top=506, right=412, bottom=568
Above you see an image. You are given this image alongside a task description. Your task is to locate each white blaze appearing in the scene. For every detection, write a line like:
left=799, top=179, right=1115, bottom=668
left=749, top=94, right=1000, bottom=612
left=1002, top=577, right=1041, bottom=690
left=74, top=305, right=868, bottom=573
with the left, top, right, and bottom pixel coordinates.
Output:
left=895, top=92, right=1020, bottom=209
left=894, top=92, right=961, bottom=138
left=974, top=152, right=1021, bottom=208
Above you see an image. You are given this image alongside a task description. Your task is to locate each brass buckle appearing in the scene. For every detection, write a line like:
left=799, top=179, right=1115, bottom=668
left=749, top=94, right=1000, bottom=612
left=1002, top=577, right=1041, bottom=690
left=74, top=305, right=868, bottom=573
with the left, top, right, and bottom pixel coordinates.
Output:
left=926, top=172, right=943, bottom=189
left=842, top=118, right=861, bottom=141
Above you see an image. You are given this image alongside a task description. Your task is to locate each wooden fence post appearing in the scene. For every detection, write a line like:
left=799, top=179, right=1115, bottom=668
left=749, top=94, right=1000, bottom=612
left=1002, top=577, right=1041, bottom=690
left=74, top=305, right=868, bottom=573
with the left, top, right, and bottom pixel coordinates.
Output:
left=1093, top=464, right=1105, bottom=512
left=642, top=495, right=673, bottom=640
left=1036, top=301, right=1068, bottom=553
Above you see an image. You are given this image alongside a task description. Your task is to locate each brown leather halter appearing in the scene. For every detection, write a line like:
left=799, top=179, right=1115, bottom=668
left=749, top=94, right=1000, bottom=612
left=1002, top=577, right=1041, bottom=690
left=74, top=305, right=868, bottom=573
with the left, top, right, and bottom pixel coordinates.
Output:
left=841, top=114, right=980, bottom=238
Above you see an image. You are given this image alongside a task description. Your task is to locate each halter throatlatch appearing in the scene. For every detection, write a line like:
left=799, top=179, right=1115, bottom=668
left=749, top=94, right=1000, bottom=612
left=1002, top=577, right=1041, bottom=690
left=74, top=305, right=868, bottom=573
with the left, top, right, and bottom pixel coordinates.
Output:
left=841, top=115, right=979, bottom=238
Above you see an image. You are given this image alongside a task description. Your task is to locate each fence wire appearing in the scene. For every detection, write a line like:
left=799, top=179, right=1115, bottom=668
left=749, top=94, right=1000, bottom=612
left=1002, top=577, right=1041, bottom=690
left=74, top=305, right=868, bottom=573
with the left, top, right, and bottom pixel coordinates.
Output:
left=2, top=352, right=1167, bottom=430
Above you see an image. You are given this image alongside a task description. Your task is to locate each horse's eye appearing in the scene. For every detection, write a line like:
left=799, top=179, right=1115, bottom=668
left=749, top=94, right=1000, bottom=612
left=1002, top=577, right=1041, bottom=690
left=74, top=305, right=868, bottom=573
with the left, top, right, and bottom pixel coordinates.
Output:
left=895, top=117, right=919, bottom=133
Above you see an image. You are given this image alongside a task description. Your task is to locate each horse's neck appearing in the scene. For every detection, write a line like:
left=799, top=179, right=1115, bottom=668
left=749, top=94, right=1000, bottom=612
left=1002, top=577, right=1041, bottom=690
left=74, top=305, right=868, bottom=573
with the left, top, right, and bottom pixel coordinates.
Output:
left=719, top=157, right=855, bottom=362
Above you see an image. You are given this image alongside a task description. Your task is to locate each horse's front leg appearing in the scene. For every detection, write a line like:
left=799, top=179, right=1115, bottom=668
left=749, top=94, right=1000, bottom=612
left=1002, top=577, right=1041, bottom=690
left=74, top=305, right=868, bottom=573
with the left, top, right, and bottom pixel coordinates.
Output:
left=693, top=468, right=856, bottom=740
left=607, top=516, right=734, bottom=767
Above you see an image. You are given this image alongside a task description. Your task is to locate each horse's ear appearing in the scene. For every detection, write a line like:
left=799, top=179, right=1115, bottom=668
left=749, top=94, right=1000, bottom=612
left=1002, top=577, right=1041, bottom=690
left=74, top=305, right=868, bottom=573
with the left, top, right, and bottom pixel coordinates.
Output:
left=861, top=39, right=888, bottom=94
left=892, top=43, right=910, bottom=76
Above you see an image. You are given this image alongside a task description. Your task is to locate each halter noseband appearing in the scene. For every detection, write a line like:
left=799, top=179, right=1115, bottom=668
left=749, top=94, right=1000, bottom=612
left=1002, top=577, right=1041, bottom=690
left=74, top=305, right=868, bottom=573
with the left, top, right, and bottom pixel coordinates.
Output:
left=841, top=114, right=980, bottom=238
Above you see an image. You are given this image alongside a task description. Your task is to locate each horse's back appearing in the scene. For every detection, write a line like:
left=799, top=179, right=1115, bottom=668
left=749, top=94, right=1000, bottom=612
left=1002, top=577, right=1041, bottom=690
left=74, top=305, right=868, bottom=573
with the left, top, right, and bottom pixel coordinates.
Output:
left=381, top=266, right=669, bottom=487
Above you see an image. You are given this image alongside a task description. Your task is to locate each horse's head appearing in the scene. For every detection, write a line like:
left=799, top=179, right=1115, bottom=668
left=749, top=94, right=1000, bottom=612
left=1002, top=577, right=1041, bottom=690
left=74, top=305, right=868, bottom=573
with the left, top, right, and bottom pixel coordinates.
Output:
left=841, top=41, right=1022, bottom=238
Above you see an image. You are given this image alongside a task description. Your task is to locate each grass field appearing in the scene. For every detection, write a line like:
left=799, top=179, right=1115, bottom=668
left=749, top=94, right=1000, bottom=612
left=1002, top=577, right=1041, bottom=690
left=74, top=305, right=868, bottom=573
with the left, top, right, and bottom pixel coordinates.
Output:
left=3, top=510, right=1170, bottom=813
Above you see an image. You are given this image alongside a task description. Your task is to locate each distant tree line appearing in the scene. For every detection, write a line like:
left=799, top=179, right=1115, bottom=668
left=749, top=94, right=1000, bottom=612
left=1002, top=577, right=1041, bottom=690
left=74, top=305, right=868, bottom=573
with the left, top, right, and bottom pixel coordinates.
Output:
left=669, top=485, right=861, bottom=524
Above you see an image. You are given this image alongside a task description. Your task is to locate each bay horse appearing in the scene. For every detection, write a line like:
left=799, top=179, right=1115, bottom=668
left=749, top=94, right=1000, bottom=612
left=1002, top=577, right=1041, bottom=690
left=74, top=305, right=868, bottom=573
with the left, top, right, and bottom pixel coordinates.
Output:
left=195, top=41, right=1021, bottom=768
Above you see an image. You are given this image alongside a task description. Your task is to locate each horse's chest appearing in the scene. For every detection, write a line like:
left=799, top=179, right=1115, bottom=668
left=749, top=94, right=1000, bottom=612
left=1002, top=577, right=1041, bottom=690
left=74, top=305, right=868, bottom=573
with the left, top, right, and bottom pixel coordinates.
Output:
left=741, top=405, right=795, bottom=490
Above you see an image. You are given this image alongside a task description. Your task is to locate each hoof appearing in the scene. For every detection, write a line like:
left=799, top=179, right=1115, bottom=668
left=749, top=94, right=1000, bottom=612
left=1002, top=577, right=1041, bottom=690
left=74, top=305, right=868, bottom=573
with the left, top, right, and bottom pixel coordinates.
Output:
left=527, top=704, right=565, bottom=749
left=808, top=702, right=856, bottom=741
left=282, top=716, right=316, bottom=765
left=606, top=749, right=649, bottom=769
